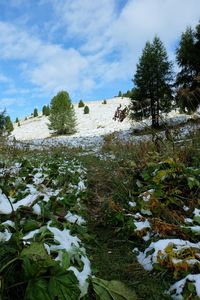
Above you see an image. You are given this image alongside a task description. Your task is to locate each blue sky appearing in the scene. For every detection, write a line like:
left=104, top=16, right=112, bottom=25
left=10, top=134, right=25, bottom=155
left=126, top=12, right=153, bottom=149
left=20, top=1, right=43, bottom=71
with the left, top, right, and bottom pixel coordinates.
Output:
left=0, top=0, right=199, bottom=120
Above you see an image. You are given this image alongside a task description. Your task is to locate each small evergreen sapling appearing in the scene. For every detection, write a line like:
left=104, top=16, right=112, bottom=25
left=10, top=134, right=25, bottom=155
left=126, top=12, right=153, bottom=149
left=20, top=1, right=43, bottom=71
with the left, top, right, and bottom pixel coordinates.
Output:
left=84, top=105, right=89, bottom=114
left=33, top=108, right=38, bottom=117
left=102, top=100, right=107, bottom=104
left=78, top=100, right=85, bottom=108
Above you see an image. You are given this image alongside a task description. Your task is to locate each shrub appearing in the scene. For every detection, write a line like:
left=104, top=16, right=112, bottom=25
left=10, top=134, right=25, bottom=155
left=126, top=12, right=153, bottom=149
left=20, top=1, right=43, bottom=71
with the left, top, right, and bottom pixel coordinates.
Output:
left=84, top=105, right=89, bottom=114
left=78, top=100, right=85, bottom=108
left=33, top=108, right=38, bottom=117
left=48, top=91, right=76, bottom=135
left=102, top=100, right=107, bottom=104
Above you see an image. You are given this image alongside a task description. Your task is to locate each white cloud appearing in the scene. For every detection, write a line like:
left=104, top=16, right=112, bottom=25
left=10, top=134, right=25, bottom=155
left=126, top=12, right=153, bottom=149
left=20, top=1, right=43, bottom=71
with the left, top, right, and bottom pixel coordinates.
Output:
left=0, top=97, right=25, bottom=108
left=0, top=21, right=93, bottom=95
left=47, top=0, right=200, bottom=84
left=0, top=0, right=200, bottom=103
left=0, top=73, right=10, bottom=83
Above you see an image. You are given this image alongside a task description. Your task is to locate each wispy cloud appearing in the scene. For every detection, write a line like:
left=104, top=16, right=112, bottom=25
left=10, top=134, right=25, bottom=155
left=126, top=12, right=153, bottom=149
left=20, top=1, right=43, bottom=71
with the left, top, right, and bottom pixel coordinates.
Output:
left=0, top=73, right=10, bottom=83
left=0, top=0, right=200, bottom=118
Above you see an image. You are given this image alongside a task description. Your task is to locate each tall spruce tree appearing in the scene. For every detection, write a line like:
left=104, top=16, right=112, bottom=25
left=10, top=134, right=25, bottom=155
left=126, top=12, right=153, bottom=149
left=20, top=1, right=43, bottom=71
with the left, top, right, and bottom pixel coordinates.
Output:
left=130, top=36, right=173, bottom=128
left=48, top=91, right=76, bottom=135
left=0, top=111, right=13, bottom=135
left=176, top=23, right=200, bottom=113
left=0, top=110, right=6, bottom=135
left=5, top=116, right=14, bottom=134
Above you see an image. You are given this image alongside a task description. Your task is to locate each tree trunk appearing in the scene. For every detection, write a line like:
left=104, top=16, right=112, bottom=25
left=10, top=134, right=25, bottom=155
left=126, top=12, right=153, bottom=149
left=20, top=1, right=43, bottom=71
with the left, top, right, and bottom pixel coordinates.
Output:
left=151, top=98, right=157, bottom=129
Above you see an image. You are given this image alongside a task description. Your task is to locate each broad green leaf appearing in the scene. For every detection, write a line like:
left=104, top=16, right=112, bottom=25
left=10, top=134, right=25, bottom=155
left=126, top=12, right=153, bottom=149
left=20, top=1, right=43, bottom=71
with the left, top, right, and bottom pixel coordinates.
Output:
left=25, top=278, right=51, bottom=300
left=22, top=255, right=56, bottom=279
left=59, top=249, right=70, bottom=269
left=21, top=242, right=48, bottom=260
left=23, top=220, right=41, bottom=233
left=193, top=216, right=200, bottom=225
left=48, top=267, right=80, bottom=300
left=187, top=282, right=196, bottom=293
left=92, top=277, right=137, bottom=300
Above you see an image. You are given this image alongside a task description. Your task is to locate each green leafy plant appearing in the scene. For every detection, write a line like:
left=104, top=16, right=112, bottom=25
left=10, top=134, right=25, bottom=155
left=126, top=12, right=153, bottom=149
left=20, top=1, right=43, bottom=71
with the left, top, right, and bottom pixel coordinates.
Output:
left=90, top=277, right=137, bottom=300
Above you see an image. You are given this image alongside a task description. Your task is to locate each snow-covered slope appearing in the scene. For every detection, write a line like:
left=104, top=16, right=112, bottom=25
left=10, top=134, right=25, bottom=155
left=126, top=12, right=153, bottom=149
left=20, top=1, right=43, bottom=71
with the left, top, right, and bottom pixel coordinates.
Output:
left=12, top=97, right=131, bottom=140
left=11, top=97, right=200, bottom=150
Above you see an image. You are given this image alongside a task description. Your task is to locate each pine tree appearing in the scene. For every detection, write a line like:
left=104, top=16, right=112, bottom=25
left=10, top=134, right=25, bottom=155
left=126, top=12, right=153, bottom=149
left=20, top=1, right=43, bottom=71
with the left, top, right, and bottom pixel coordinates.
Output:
left=48, top=91, right=76, bottom=135
left=0, top=110, right=6, bottom=135
left=5, top=116, right=14, bottom=133
left=33, top=108, right=38, bottom=117
left=84, top=105, right=89, bottom=114
left=176, top=23, right=200, bottom=113
left=15, top=117, right=19, bottom=123
left=78, top=100, right=85, bottom=108
left=130, top=36, right=173, bottom=128
left=42, top=105, right=47, bottom=115
left=46, top=105, right=50, bottom=116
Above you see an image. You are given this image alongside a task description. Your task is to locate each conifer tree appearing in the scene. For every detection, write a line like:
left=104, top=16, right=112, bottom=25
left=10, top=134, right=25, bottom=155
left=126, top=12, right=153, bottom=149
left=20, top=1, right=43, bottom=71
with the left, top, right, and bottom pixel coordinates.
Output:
left=130, top=36, right=173, bottom=128
left=46, top=105, right=50, bottom=116
left=78, top=100, right=85, bottom=108
left=48, top=91, right=76, bottom=135
left=33, top=108, right=38, bottom=117
left=176, top=23, right=200, bottom=113
left=0, top=110, right=6, bottom=135
left=84, top=105, right=89, bottom=114
left=42, top=105, right=47, bottom=115
left=5, top=116, right=14, bottom=133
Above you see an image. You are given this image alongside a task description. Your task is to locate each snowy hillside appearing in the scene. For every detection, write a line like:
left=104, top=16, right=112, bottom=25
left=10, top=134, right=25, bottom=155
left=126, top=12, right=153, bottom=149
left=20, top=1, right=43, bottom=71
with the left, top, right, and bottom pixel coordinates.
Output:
left=10, top=96, right=200, bottom=150
left=12, top=97, right=131, bottom=141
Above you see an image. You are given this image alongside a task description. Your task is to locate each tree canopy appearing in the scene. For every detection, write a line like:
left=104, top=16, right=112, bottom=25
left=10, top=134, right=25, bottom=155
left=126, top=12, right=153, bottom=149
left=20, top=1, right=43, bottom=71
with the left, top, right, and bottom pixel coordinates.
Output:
left=48, top=91, right=76, bottom=135
left=130, top=36, right=173, bottom=128
left=0, top=110, right=13, bottom=135
left=176, top=22, right=200, bottom=113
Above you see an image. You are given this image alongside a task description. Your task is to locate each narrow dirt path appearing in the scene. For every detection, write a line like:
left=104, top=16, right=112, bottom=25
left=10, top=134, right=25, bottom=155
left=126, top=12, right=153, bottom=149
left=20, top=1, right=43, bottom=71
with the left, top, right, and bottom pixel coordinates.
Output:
left=82, top=155, right=171, bottom=300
